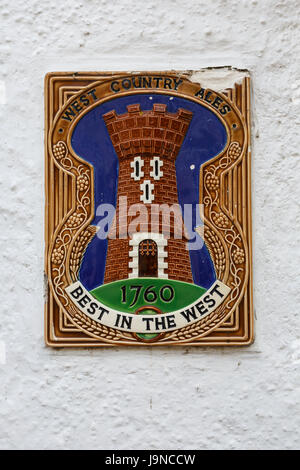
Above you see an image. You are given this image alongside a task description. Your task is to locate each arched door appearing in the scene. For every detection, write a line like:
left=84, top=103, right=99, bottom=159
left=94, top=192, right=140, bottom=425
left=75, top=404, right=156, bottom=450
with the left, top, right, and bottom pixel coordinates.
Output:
left=138, top=239, right=158, bottom=277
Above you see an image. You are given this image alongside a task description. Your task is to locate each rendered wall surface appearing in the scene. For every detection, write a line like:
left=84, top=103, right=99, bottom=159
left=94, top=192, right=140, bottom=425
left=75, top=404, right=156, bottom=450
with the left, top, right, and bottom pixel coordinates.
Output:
left=0, top=0, right=299, bottom=450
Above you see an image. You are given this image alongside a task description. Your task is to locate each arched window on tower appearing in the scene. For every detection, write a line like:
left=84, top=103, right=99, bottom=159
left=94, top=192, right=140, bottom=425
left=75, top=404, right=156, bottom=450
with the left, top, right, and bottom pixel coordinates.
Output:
left=138, top=239, right=158, bottom=277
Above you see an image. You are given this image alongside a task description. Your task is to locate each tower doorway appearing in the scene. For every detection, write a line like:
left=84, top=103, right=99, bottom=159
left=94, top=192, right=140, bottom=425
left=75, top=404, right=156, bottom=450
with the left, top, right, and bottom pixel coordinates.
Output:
left=138, top=239, right=158, bottom=277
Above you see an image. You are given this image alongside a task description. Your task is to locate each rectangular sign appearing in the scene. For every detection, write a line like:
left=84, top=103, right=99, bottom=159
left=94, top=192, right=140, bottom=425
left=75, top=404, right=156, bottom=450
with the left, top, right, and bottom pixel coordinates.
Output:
left=45, top=70, right=253, bottom=347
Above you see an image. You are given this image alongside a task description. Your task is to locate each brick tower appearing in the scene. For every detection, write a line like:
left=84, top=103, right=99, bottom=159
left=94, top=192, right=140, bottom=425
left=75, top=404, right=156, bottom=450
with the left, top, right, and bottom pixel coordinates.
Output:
left=102, top=103, right=194, bottom=284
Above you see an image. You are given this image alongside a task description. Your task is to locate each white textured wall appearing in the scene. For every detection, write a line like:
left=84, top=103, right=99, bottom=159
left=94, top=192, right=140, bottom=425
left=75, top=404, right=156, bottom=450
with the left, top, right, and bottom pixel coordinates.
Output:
left=0, top=0, right=299, bottom=450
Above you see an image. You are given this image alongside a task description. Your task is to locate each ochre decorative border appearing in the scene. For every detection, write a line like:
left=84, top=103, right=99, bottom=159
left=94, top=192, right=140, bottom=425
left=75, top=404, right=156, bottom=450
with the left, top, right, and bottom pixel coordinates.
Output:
left=45, top=71, right=253, bottom=347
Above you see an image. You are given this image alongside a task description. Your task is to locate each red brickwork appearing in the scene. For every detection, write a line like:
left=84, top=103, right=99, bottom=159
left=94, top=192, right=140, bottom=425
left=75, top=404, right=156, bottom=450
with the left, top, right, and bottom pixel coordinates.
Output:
left=103, top=103, right=193, bottom=161
left=167, top=239, right=192, bottom=283
left=103, top=104, right=194, bottom=284
left=103, top=238, right=130, bottom=283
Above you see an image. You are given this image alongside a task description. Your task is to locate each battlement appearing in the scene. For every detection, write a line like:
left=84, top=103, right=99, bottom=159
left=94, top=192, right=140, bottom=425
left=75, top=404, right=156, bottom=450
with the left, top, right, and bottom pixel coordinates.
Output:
left=102, top=103, right=193, bottom=160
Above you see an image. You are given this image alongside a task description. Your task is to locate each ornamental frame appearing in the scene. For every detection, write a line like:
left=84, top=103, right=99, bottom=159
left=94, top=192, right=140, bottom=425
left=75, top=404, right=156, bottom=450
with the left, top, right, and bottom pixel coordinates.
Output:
left=45, top=70, right=253, bottom=347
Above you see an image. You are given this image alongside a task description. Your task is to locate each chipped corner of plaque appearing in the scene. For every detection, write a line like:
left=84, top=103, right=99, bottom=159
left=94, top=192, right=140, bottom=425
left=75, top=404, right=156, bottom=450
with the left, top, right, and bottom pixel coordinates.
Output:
left=178, top=66, right=251, bottom=92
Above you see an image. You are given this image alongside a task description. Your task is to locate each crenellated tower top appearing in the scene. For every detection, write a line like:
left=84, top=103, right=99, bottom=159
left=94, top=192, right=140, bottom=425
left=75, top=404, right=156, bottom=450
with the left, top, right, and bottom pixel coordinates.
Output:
left=102, top=103, right=193, bottom=161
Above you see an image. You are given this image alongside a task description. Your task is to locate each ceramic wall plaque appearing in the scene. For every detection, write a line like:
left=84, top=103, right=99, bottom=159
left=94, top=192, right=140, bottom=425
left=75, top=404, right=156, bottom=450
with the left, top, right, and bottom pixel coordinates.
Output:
left=45, top=70, right=253, bottom=347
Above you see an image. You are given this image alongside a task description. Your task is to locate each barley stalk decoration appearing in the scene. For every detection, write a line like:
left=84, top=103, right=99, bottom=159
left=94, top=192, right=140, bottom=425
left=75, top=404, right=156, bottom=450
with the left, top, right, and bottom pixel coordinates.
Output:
left=69, top=226, right=98, bottom=282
